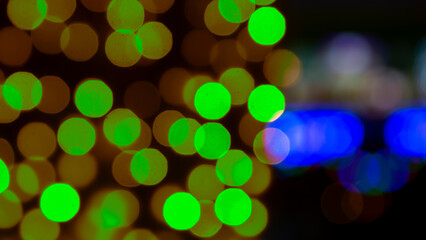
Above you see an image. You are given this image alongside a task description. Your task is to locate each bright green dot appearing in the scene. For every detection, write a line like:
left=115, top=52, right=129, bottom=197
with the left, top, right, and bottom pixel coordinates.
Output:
left=194, top=122, right=231, bottom=160
left=248, top=84, right=285, bottom=122
left=103, top=108, right=141, bottom=146
left=248, top=7, right=286, bottom=45
left=194, top=82, right=231, bottom=120
left=0, top=159, right=10, bottom=194
left=168, top=118, right=200, bottom=155
left=215, top=188, right=251, bottom=226
left=57, top=117, right=96, bottom=155
left=163, top=192, right=201, bottom=230
left=216, top=150, right=253, bottom=186
left=219, top=68, right=254, bottom=105
left=130, top=148, right=168, bottom=185
left=75, top=79, right=113, bottom=118
left=40, top=183, right=80, bottom=222
left=107, top=0, right=145, bottom=32
left=218, top=0, right=255, bottom=23
left=2, top=72, right=42, bottom=110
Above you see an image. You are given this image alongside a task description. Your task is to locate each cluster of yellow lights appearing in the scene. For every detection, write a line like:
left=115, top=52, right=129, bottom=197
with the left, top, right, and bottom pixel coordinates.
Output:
left=0, top=0, right=303, bottom=239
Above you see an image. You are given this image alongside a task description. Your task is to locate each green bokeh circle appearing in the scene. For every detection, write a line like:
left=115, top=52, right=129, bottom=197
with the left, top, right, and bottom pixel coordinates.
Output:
left=40, top=183, right=80, bottom=222
left=248, top=7, right=286, bottom=45
left=194, top=82, right=231, bottom=120
left=248, top=84, right=285, bottom=122
left=75, top=79, right=113, bottom=118
left=163, top=192, right=200, bottom=230
left=57, top=117, right=96, bottom=155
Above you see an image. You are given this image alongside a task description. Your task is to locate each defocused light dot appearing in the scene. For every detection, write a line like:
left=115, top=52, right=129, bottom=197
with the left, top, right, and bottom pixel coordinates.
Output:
left=31, top=21, right=66, bottom=55
left=130, top=148, right=168, bottom=185
left=136, top=21, right=172, bottom=60
left=254, top=127, right=290, bottom=165
left=159, top=68, right=191, bottom=106
left=119, top=119, right=152, bottom=152
left=194, top=122, right=231, bottom=160
left=7, top=0, right=46, bottom=30
left=107, top=0, right=144, bottom=32
left=0, top=85, right=21, bottom=123
left=219, top=68, right=254, bottom=105
left=214, top=188, right=251, bottom=226
left=204, top=0, right=240, bottom=36
left=233, top=199, right=268, bottom=237
left=187, top=165, right=224, bottom=201
left=264, top=49, right=302, bottom=88
left=153, top=110, right=184, bottom=146
left=105, top=31, right=142, bottom=67
left=112, top=151, right=140, bottom=187
left=80, top=0, right=110, bottom=12
left=139, top=0, right=175, bottom=13
left=40, top=183, right=80, bottom=222
left=190, top=200, right=222, bottom=238
left=216, top=150, right=252, bottom=186
left=248, top=7, right=286, bottom=45
left=184, top=0, right=210, bottom=28
left=57, top=117, right=96, bottom=155
left=0, top=138, right=15, bottom=167
left=236, top=26, right=273, bottom=62
left=163, top=192, right=201, bottom=230
left=241, top=156, right=272, bottom=195
left=169, top=118, right=200, bottom=155
left=183, top=75, right=214, bottom=111
left=0, top=190, right=23, bottom=229
left=17, top=122, right=56, bottom=161
left=0, top=159, right=10, bottom=194
left=151, top=184, right=183, bottom=223
left=124, top=81, right=161, bottom=119
left=248, top=84, right=285, bottom=122
left=248, top=0, right=275, bottom=4
left=101, top=190, right=139, bottom=228
left=210, top=39, right=246, bottom=74
left=182, top=29, right=217, bottom=67
left=17, top=164, right=38, bottom=195
left=20, top=208, right=60, bottom=240
left=0, top=26, right=32, bottom=66
left=194, top=82, right=231, bottom=120
left=3, top=72, right=42, bottom=111
left=124, top=229, right=158, bottom=240
left=60, top=23, right=99, bottom=61
left=238, top=112, right=265, bottom=146
left=45, top=0, right=76, bottom=22
left=57, top=153, right=97, bottom=189
left=75, top=79, right=113, bottom=118
left=103, top=108, right=141, bottom=146
left=218, top=0, right=255, bottom=23
left=37, top=76, right=70, bottom=114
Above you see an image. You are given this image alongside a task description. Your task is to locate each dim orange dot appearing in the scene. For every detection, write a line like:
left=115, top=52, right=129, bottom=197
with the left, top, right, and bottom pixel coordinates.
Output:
left=60, top=22, right=99, bottom=61
left=31, top=21, right=66, bottom=55
left=124, top=81, right=161, bottom=119
left=0, top=26, right=32, bottom=67
left=159, top=68, right=191, bottom=106
left=237, top=26, right=273, bottom=62
left=37, top=76, right=70, bottom=114
left=182, top=29, right=217, bottom=67
left=210, top=39, right=246, bottom=74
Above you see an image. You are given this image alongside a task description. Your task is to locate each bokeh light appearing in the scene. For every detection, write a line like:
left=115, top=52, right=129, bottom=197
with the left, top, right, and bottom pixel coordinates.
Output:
left=233, top=199, right=268, bottom=237
left=253, top=127, right=290, bottom=165
left=37, top=75, right=70, bottom=114
left=163, top=192, right=201, bottom=230
left=218, top=0, right=255, bottom=23
left=139, top=0, right=175, bottom=13
left=153, top=110, right=184, bottom=146
left=187, top=164, right=225, bottom=201
left=107, top=0, right=144, bottom=32
left=159, top=68, right=191, bottom=106
left=112, top=151, right=141, bottom=187
left=57, top=153, right=97, bottom=189
left=236, top=26, right=273, bottom=62
left=136, top=21, right=173, bottom=60
left=7, top=0, right=47, bottom=30
left=75, top=79, right=113, bottom=118
left=124, top=81, right=161, bottom=119
left=0, top=26, right=32, bottom=66
left=204, top=0, right=240, bottom=36
left=80, top=0, right=110, bottom=12
left=248, top=7, right=286, bottom=45
left=103, top=108, right=141, bottom=146
left=194, top=82, right=231, bottom=120
left=264, top=49, right=302, bottom=88
left=0, top=85, right=21, bottom=123
left=44, top=0, right=76, bottom=23
left=0, top=190, right=23, bottom=229
left=168, top=118, right=200, bottom=155
left=31, top=21, right=66, bottom=55
left=60, top=23, right=99, bottom=61
left=151, top=184, right=183, bottom=223
left=190, top=200, right=222, bottom=238
left=130, top=148, right=168, bottom=185
left=17, top=122, right=56, bottom=161
left=194, top=122, right=231, bottom=160
left=241, top=156, right=272, bottom=195
left=105, top=31, right=143, bottom=67
left=57, top=117, right=96, bottom=155
left=124, top=229, right=158, bottom=240
left=210, top=39, right=246, bottom=74
left=248, top=84, right=285, bottom=122
left=40, top=183, right=80, bottom=222
left=216, top=150, right=253, bottom=186
left=183, top=75, right=214, bottom=111
left=2, top=72, right=42, bottom=111
left=100, top=190, right=139, bottom=228
left=181, top=29, right=217, bottom=67
left=0, top=138, right=15, bottom=167
left=19, top=208, right=60, bottom=240
left=214, top=188, right=252, bottom=226
left=0, top=159, right=10, bottom=194
left=219, top=67, right=254, bottom=105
